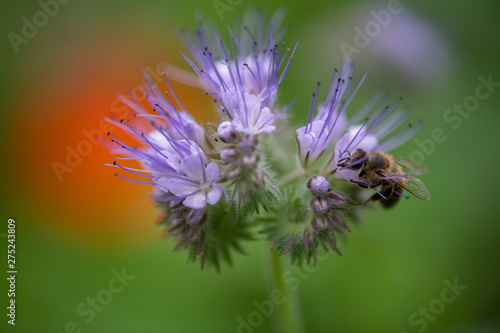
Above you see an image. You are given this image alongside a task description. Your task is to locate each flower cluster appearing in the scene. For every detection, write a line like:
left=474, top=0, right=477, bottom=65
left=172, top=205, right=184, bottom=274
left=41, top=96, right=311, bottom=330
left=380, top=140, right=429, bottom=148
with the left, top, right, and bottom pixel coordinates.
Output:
left=108, top=10, right=429, bottom=269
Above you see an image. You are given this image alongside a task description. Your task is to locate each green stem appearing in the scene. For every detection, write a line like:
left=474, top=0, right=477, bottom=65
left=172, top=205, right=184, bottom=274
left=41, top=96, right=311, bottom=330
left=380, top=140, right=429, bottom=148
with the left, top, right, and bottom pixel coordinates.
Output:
left=279, top=169, right=306, bottom=186
left=263, top=243, right=305, bottom=333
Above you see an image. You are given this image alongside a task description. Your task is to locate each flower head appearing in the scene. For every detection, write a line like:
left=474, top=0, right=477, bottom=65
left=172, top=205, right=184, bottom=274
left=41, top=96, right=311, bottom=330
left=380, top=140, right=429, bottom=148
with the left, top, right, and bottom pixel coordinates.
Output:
left=108, top=74, right=224, bottom=210
left=108, top=11, right=429, bottom=270
left=180, top=10, right=297, bottom=136
left=296, top=62, right=360, bottom=167
left=158, top=154, right=223, bottom=209
left=231, top=93, right=276, bottom=135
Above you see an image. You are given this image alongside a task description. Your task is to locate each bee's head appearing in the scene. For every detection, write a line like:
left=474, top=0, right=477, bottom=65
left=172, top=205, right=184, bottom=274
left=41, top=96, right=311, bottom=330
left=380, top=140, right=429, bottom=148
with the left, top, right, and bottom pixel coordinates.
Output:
left=337, top=148, right=366, bottom=170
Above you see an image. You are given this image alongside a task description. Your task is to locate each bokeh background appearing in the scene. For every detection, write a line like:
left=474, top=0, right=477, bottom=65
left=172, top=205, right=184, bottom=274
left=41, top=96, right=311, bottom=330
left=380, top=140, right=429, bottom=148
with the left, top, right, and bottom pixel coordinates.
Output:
left=1, top=0, right=499, bottom=332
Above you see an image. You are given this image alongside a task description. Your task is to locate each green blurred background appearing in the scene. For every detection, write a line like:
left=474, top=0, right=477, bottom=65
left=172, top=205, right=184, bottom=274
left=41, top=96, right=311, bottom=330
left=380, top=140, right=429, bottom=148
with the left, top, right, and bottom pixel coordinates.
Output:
left=1, top=0, right=499, bottom=332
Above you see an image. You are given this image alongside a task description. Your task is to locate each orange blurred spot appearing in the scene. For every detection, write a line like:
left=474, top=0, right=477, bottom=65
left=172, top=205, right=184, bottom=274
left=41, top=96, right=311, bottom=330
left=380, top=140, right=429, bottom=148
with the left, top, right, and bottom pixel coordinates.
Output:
left=8, top=24, right=217, bottom=244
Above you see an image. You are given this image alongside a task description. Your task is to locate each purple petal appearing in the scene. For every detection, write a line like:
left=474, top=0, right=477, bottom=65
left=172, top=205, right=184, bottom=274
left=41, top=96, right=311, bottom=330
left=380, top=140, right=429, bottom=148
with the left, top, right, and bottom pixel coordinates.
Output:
left=296, top=120, right=328, bottom=162
left=205, top=162, right=220, bottom=183
left=183, top=192, right=207, bottom=209
left=158, top=176, right=199, bottom=197
left=206, top=184, right=223, bottom=205
left=181, top=154, right=206, bottom=182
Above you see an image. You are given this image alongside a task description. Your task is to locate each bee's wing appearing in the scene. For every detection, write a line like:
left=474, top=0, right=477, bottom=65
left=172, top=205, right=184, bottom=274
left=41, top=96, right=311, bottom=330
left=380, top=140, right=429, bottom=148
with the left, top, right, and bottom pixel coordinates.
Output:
left=393, top=156, right=428, bottom=176
left=394, top=176, right=431, bottom=201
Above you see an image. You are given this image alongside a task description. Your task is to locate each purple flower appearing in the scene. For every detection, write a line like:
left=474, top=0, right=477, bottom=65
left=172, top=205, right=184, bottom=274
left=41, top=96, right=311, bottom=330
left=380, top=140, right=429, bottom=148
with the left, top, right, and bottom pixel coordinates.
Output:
left=180, top=10, right=297, bottom=135
left=231, top=93, right=276, bottom=135
left=157, top=154, right=223, bottom=209
left=117, top=72, right=207, bottom=147
left=108, top=74, right=225, bottom=209
left=296, top=63, right=362, bottom=167
left=367, top=10, right=450, bottom=83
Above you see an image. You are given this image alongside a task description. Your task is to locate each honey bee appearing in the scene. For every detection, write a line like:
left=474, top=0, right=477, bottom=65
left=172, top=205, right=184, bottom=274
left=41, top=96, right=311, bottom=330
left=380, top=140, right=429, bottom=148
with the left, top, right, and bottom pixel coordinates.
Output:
left=337, top=148, right=430, bottom=208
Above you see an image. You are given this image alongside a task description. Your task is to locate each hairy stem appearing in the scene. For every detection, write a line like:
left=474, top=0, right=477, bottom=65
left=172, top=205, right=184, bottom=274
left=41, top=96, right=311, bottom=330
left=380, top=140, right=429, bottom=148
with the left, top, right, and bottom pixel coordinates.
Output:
left=263, top=243, right=305, bottom=333
left=279, top=169, right=306, bottom=186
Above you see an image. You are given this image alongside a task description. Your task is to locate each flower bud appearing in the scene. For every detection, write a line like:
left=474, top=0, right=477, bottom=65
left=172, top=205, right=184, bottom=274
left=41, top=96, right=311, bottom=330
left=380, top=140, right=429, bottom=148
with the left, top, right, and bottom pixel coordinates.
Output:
left=311, top=215, right=328, bottom=232
left=310, top=197, right=331, bottom=214
left=327, top=191, right=347, bottom=209
left=226, top=164, right=242, bottom=179
left=220, top=145, right=239, bottom=163
left=187, top=209, right=207, bottom=227
left=307, top=176, right=330, bottom=196
left=250, top=169, right=264, bottom=186
left=169, top=199, right=187, bottom=212
left=217, top=121, right=237, bottom=143
left=170, top=215, right=184, bottom=228
left=240, top=153, right=259, bottom=169
left=332, top=213, right=350, bottom=232
left=238, top=134, right=258, bottom=153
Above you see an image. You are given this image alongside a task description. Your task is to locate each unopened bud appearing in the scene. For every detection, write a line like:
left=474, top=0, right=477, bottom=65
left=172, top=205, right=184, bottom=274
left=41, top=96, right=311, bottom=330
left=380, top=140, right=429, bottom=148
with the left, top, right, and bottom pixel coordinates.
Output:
left=238, top=135, right=258, bottom=153
left=170, top=215, right=184, bottom=227
left=332, top=213, right=350, bottom=232
left=187, top=209, right=207, bottom=227
left=226, top=164, right=242, bottom=179
left=170, top=199, right=186, bottom=212
left=310, top=197, right=331, bottom=214
left=311, top=215, right=328, bottom=232
left=220, top=145, right=239, bottom=163
left=307, top=176, right=330, bottom=196
left=240, top=153, right=259, bottom=169
left=250, top=169, right=263, bottom=186
left=327, top=191, right=347, bottom=209
left=217, top=121, right=236, bottom=143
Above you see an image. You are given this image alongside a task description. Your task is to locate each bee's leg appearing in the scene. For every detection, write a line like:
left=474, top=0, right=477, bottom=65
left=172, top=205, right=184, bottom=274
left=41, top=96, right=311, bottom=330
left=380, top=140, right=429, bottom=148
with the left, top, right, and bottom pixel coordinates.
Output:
left=337, top=150, right=352, bottom=165
left=350, top=179, right=382, bottom=189
left=350, top=180, right=370, bottom=188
